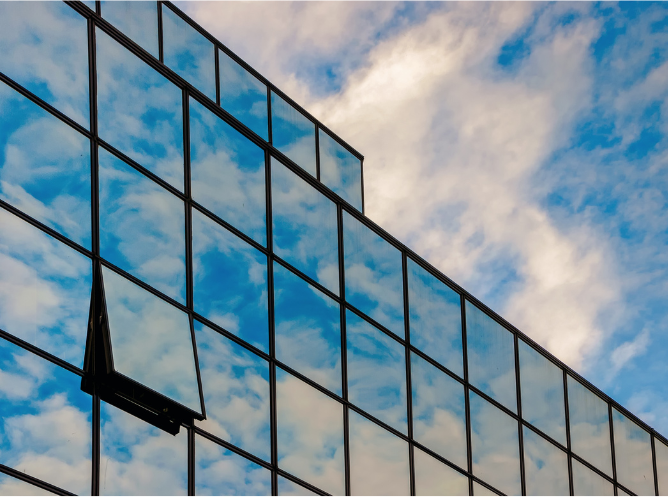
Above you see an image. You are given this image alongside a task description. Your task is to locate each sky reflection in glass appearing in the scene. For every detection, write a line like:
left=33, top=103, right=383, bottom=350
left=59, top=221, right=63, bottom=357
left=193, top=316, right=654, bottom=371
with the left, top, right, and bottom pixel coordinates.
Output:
left=270, top=92, right=316, bottom=177
left=0, top=474, right=55, bottom=496
left=101, top=2, right=159, bottom=59
left=612, top=408, right=655, bottom=496
left=655, top=439, right=668, bottom=496
left=318, top=129, right=362, bottom=211
left=277, top=476, right=318, bottom=496
left=413, top=447, right=469, bottom=496
left=571, top=458, right=614, bottom=496
left=472, top=481, right=499, bottom=496
left=522, top=427, right=569, bottom=496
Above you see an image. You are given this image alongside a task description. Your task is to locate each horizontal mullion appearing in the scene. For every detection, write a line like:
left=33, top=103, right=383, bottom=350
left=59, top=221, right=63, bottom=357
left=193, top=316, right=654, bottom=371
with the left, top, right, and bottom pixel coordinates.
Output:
left=570, top=451, right=616, bottom=488
left=343, top=301, right=407, bottom=348
left=191, top=312, right=271, bottom=363
left=274, top=468, right=330, bottom=496
left=408, top=344, right=465, bottom=387
left=192, top=425, right=272, bottom=472
left=272, top=255, right=340, bottom=303
left=410, top=439, right=469, bottom=481
left=191, top=201, right=267, bottom=255
left=0, top=464, right=74, bottom=496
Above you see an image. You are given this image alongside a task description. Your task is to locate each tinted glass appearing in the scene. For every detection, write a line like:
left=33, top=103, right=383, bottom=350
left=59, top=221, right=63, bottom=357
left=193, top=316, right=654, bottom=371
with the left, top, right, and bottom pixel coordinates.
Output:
left=657, top=439, right=668, bottom=496
left=190, top=97, right=266, bottom=245
left=0, top=474, right=55, bottom=496
left=272, top=158, right=339, bottom=294
left=194, top=321, right=270, bottom=462
left=343, top=212, right=404, bottom=337
left=318, top=129, right=362, bottom=211
left=274, top=264, right=341, bottom=395
left=612, top=408, right=655, bottom=496
left=465, top=301, right=516, bottom=412
left=522, top=427, right=569, bottom=495
left=192, top=210, right=269, bottom=352
left=277, top=476, right=318, bottom=496
left=572, top=458, right=614, bottom=496
left=270, top=92, right=316, bottom=177
left=414, top=447, right=469, bottom=496
left=472, top=481, right=499, bottom=496
left=101, top=1, right=159, bottom=58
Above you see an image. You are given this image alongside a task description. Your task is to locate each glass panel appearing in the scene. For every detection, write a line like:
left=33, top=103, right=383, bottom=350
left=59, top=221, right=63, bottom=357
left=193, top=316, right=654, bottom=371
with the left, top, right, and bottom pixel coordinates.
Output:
left=101, top=1, right=159, bottom=58
left=276, top=368, right=344, bottom=495
left=567, top=376, right=613, bottom=475
left=99, top=148, right=186, bottom=304
left=102, top=266, right=201, bottom=413
left=270, top=92, right=316, bottom=177
left=0, top=2, right=89, bottom=127
left=318, top=129, right=362, bottom=211
left=612, top=408, right=654, bottom=496
left=518, top=340, right=566, bottom=445
left=618, top=487, right=632, bottom=496
left=100, top=401, right=187, bottom=495
left=192, top=209, right=269, bottom=352
left=0, top=474, right=55, bottom=496
left=657, top=439, right=668, bottom=496
left=469, top=391, right=521, bottom=496
left=190, top=97, right=266, bottom=245
left=465, top=301, right=516, bottom=412
left=0, top=338, right=91, bottom=495
left=522, top=427, right=569, bottom=495
left=343, top=212, right=404, bottom=337
left=472, top=481, right=499, bottom=496
left=274, top=264, right=341, bottom=395
left=0, top=208, right=91, bottom=367
left=194, top=321, right=270, bottom=462
left=346, top=310, right=407, bottom=434
left=414, top=447, right=469, bottom=496
left=219, top=50, right=268, bottom=141
left=572, top=458, right=614, bottom=496
left=162, top=6, right=215, bottom=101
left=277, top=476, right=318, bottom=496
left=348, top=410, right=409, bottom=496
left=195, top=435, right=271, bottom=496
left=407, top=259, right=463, bottom=377
left=96, top=28, right=184, bottom=191
left=272, top=158, right=338, bottom=294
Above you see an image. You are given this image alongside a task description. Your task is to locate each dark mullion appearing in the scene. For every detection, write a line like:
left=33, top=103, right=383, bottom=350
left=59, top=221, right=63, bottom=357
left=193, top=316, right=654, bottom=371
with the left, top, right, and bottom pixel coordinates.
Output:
left=610, top=403, right=619, bottom=495
left=182, top=90, right=193, bottom=309
left=214, top=47, right=220, bottom=106
left=315, top=125, right=321, bottom=181
left=0, top=464, right=76, bottom=497
left=360, top=157, right=365, bottom=215
left=564, top=370, right=574, bottom=496
left=192, top=201, right=267, bottom=255
left=0, top=329, right=83, bottom=376
left=193, top=426, right=272, bottom=471
left=570, top=451, right=616, bottom=487
left=267, top=87, right=273, bottom=145
left=461, top=295, right=473, bottom=496
left=337, top=203, right=351, bottom=496
left=652, top=434, right=659, bottom=496
left=514, top=333, right=526, bottom=496
left=275, top=469, right=329, bottom=496
left=157, top=1, right=164, bottom=63
left=344, top=301, right=407, bottom=348
left=411, top=438, right=468, bottom=479
left=92, top=394, right=100, bottom=496
left=269, top=362, right=278, bottom=496
left=95, top=0, right=100, bottom=16
left=402, top=252, right=415, bottom=496
left=188, top=426, right=195, bottom=496
left=409, top=343, right=465, bottom=388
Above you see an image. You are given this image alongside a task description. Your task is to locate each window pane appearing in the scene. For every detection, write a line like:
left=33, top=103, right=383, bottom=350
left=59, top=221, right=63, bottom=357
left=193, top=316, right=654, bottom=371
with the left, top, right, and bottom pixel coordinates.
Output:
left=272, top=158, right=338, bottom=294
left=219, top=50, right=268, bottom=141
left=194, top=320, right=270, bottom=462
left=414, top=447, right=469, bottom=496
left=407, top=259, right=463, bottom=377
left=0, top=338, right=91, bottom=495
left=522, top=427, right=569, bottom=496
left=97, top=28, right=184, bottom=191
left=99, top=148, right=186, bottom=304
left=100, top=401, right=187, bottom=495
left=472, top=481, right=499, bottom=496
left=270, top=92, right=316, bottom=177
left=617, top=486, right=633, bottom=496
left=318, top=129, right=362, bottom=211
left=274, top=264, right=341, bottom=395
left=192, top=210, right=269, bottom=352
left=657, top=439, right=668, bottom=496
left=0, top=474, right=55, bottom=496
left=465, top=301, right=516, bottom=412
left=101, top=1, right=159, bottom=58
left=469, top=391, right=521, bottom=495
left=343, top=212, right=404, bottom=338
left=277, top=369, right=344, bottom=495
left=190, top=97, right=266, bottom=246
left=612, top=408, right=655, bottom=496
left=0, top=2, right=89, bottom=127
left=572, top=458, right=614, bottom=496
left=195, top=435, right=271, bottom=496
left=346, top=310, right=407, bottom=434
left=349, top=410, right=409, bottom=496
left=277, top=476, right=318, bottom=496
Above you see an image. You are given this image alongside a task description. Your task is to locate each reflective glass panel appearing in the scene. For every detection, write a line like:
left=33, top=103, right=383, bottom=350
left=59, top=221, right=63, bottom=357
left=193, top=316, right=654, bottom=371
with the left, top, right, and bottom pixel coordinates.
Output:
left=567, top=376, right=612, bottom=475
left=469, top=391, right=521, bottom=495
left=277, top=476, right=318, bottom=496
left=194, top=321, right=270, bottom=462
left=318, top=129, right=362, bottom=211
left=348, top=410, right=409, bottom=496
left=0, top=2, right=89, bottom=128
left=195, top=435, right=271, bottom=496
left=572, top=458, right=614, bottom=496
left=276, top=368, right=344, bottom=495
left=0, top=474, right=55, bottom=496
left=522, top=427, right=569, bottom=495
left=612, top=408, right=655, bottom=496
left=270, top=92, right=316, bottom=177
left=100, top=401, right=187, bottom=495
left=472, top=481, right=499, bottom=496
left=192, top=210, right=269, bottom=352
left=617, top=486, right=632, bottom=496
left=162, top=6, right=215, bottom=101
left=343, top=212, right=404, bottom=337
left=190, top=97, right=266, bottom=245
left=414, top=447, right=469, bottom=496
left=407, top=259, right=462, bottom=377
left=346, top=310, right=407, bottom=434
left=101, top=1, right=159, bottom=58
left=657, top=439, right=668, bottom=496
left=102, top=267, right=201, bottom=413
left=518, top=340, right=566, bottom=445
left=99, top=148, right=186, bottom=304
left=274, top=264, right=341, bottom=395
left=96, top=28, right=184, bottom=190
left=272, top=158, right=338, bottom=294
left=0, top=338, right=91, bottom=495
left=465, top=301, right=516, bottom=412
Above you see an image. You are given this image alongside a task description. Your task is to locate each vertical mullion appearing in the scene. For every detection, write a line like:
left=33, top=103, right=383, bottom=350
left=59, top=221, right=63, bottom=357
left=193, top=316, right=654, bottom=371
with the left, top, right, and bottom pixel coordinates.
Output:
left=564, top=370, right=574, bottom=496
left=188, top=426, right=196, bottom=496
left=92, top=394, right=100, bottom=496
left=267, top=87, right=273, bottom=146
left=359, top=157, right=365, bottom=215
left=95, top=0, right=100, bottom=16
left=338, top=204, right=351, bottom=496
left=214, top=47, right=220, bottom=107
left=610, top=404, right=618, bottom=495
left=315, top=125, right=321, bottom=181
left=157, top=1, right=164, bottom=63
left=402, top=252, right=415, bottom=496
left=515, top=334, right=526, bottom=496
left=461, top=295, right=473, bottom=496
left=652, top=434, right=659, bottom=496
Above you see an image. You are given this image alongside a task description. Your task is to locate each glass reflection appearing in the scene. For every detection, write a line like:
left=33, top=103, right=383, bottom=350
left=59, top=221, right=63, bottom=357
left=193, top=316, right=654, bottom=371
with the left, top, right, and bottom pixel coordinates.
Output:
left=346, top=310, right=407, bottom=434
left=270, top=92, right=316, bottom=177
left=343, top=212, right=404, bottom=337
left=272, top=158, right=338, bottom=294
left=469, top=391, right=521, bottom=495
left=617, top=486, right=633, bottom=496
left=190, top=97, right=266, bottom=245
left=572, top=458, right=614, bottom=496
left=0, top=474, right=55, bottom=496
left=407, top=259, right=462, bottom=377
left=657, top=439, right=668, bottom=496
left=612, top=408, right=655, bottom=496
left=0, top=208, right=91, bottom=367
left=0, top=338, right=91, bottom=495
left=414, top=447, right=469, bottom=496
left=472, top=481, right=499, bottom=496
left=274, top=264, right=341, bottom=395
left=96, top=28, right=184, bottom=191
left=100, top=401, right=187, bottom=495
left=465, top=301, right=516, bottom=412
left=522, top=427, right=569, bottom=495
left=192, top=209, right=269, bottom=352
left=99, top=148, right=186, bottom=304
left=194, top=321, right=270, bottom=462
left=0, top=2, right=89, bottom=128
left=195, top=435, right=271, bottom=496
left=348, top=410, right=409, bottom=496
left=101, top=2, right=159, bottom=59
left=277, top=475, right=318, bottom=496
left=318, top=129, right=362, bottom=211
left=276, top=369, right=344, bottom=495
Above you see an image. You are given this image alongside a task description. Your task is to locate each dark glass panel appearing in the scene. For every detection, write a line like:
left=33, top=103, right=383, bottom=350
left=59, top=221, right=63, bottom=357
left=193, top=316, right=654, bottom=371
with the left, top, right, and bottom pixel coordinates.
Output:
left=472, top=481, right=499, bottom=496
left=413, top=447, right=469, bottom=496
left=572, top=458, right=614, bottom=496
left=101, top=1, right=159, bottom=58
left=318, top=129, right=362, bottom=211
left=657, top=439, right=668, bottom=496
left=522, top=427, right=569, bottom=495
left=277, top=476, right=318, bottom=496
left=0, top=474, right=55, bottom=496
left=612, top=408, right=655, bottom=496
left=270, top=92, right=316, bottom=177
